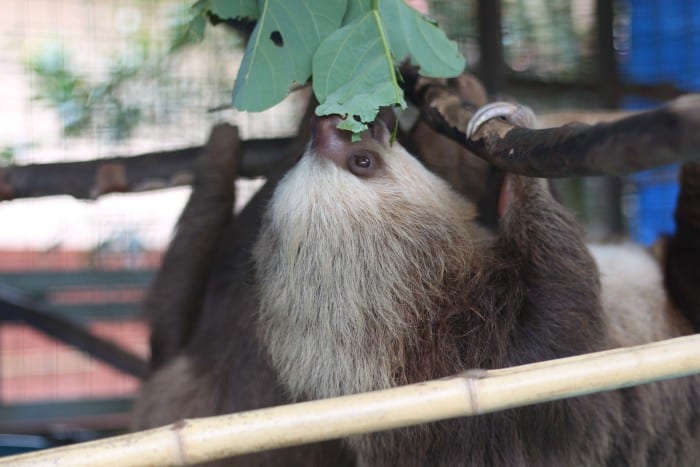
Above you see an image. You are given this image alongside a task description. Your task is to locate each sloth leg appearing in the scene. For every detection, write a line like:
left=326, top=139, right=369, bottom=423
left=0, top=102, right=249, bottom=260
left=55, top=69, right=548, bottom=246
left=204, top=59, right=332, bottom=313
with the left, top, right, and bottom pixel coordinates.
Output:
left=146, top=124, right=239, bottom=371
left=467, top=102, right=538, bottom=227
left=467, top=103, right=604, bottom=360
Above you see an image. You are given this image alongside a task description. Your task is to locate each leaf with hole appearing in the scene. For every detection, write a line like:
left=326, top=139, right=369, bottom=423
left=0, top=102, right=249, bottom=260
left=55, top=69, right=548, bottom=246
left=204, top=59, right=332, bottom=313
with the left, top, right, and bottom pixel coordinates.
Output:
left=231, top=0, right=347, bottom=112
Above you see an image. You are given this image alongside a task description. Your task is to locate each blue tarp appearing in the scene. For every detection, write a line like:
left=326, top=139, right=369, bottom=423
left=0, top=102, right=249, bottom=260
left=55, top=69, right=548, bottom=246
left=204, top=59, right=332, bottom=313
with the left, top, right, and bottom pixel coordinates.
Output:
left=620, top=0, right=700, bottom=244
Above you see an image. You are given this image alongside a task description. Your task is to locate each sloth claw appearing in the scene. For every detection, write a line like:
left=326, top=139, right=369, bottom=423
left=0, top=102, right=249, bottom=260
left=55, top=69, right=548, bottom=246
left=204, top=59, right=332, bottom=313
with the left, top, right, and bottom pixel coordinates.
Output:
left=466, top=102, right=536, bottom=139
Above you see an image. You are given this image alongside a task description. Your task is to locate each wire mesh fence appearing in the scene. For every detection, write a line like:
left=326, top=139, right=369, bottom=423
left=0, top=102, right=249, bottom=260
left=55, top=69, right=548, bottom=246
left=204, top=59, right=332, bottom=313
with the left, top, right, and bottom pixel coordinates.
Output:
left=1, top=0, right=699, bottom=447
left=0, top=0, right=299, bottom=418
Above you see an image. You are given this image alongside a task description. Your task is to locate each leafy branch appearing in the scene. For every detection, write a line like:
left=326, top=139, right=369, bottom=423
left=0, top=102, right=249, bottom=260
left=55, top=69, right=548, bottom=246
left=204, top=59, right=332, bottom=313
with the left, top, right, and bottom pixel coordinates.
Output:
left=194, top=0, right=465, bottom=137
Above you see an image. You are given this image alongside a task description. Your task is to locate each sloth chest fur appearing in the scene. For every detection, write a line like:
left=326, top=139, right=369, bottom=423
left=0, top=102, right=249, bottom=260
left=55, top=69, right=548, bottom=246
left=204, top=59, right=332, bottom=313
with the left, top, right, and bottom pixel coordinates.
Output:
left=258, top=242, right=684, bottom=404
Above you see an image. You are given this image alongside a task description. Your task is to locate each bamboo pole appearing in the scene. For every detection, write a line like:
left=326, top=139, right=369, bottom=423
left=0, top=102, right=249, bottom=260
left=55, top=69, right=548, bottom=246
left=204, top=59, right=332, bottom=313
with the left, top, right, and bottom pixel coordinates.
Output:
left=3, top=334, right=700, bottom=466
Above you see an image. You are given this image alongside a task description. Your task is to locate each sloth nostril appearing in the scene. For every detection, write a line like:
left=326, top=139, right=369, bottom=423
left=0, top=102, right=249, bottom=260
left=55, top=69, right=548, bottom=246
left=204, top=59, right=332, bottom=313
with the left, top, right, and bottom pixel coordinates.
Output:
left=310, top=115, right=345, bottom=148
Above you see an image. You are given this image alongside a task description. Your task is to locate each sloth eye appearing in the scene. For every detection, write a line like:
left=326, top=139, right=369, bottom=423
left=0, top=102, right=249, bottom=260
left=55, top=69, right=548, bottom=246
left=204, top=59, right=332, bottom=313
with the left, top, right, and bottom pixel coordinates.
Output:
left=354, top=154, right=371, bottom=168
left=348, top=152, right=377, bottom=177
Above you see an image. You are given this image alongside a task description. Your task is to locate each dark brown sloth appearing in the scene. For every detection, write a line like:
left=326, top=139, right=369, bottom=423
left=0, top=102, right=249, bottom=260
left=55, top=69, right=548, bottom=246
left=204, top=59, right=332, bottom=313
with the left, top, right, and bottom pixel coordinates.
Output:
left=253, top=115, right=700, bottom=467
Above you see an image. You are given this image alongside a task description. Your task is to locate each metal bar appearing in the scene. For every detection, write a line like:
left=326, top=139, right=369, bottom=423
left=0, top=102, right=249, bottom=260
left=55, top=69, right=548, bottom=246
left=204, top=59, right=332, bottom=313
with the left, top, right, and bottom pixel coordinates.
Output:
left=0, top=398, right=133, bottom=432
left=477, top=0, right=504, bottom=96
left=0, top=284, right=148, bottom=379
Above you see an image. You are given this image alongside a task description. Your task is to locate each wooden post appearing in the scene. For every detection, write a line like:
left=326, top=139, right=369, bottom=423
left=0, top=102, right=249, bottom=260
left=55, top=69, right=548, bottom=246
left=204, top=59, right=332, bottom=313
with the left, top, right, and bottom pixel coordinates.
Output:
left=477, top=0, right=504, bottom=97
left=594, top=0, right=624, bottom=236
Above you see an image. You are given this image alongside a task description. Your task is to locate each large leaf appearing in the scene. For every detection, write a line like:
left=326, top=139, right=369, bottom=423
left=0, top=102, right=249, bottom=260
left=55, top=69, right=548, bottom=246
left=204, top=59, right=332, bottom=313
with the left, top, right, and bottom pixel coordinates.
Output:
left=379, top=1, right=465, bottom=77
left=184, top=0, right=257, bottom=51
left=342, top=0, right=371, bottom=25
left=232, top=0, right=347, bottom=112
left=209, top=0, right=259, bottom=20
left=314, top=10, right=405, bottom=135
left=314, top=1, right=464, bottom=135
left=169, top=13, right=207, bottom=52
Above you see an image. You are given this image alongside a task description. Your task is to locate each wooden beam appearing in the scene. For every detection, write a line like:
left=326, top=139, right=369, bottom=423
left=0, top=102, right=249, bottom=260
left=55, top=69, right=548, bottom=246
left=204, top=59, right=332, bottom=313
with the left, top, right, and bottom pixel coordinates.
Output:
left=0, top=283, right=148, bottom=379
left=0, top=398, right=133, bottom=433
left=476, top=0, right=504, bottom=96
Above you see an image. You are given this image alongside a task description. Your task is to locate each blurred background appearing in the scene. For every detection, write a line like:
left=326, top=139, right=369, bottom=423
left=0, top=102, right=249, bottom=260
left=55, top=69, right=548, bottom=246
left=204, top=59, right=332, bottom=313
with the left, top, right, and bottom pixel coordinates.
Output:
left=1, top=0, right=698, bottom=455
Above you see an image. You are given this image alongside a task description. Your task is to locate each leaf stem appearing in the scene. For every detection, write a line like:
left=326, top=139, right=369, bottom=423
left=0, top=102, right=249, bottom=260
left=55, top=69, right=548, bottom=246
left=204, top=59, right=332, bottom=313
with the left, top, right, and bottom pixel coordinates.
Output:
left=371, top=7, right=403, bottom=109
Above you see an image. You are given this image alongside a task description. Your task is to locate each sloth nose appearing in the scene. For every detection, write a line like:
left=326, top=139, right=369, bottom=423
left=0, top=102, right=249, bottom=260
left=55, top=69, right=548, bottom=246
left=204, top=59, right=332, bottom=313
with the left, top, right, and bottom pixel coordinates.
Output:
left=310, top=115, right=346, bottom=148
left=310, top=115, right=351, bottom=167
left=310, top=115, right=386, bottom=161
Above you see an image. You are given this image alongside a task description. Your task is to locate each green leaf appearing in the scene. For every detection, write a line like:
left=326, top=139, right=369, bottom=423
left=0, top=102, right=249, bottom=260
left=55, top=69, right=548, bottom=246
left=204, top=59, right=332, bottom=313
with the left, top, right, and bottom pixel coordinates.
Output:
left=170, top=14, right=206, bottom=52
left=0, top=146, right=15, bottom=166
left=314, top=10, right=405, bottom=134
left=342, top=0, right=371, bottom=25
left=379, top=0, right=464, bottom=78
left=232, top=0, right=347, bottom=112
left=191, top=0, right=209, bottom=15
left=209, top=0, right=259, bottom=21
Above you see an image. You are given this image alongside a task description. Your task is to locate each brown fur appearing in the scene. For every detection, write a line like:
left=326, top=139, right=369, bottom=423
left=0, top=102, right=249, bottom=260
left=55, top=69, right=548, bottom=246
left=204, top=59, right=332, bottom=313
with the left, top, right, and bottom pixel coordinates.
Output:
left=131, top=124, right=355, bottom=466
left=665, top=161, right=700, bottom=330
left=132, top=118, right=700, bottom=466
left=253, top=117, right=700, bottom=466
left=407, top=76, right=490, bottom=204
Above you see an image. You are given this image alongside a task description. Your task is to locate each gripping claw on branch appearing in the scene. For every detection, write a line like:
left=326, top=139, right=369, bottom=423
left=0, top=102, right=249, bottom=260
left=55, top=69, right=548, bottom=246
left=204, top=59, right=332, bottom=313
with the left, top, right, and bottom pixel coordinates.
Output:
left=466, top=102, right=536, bottom=139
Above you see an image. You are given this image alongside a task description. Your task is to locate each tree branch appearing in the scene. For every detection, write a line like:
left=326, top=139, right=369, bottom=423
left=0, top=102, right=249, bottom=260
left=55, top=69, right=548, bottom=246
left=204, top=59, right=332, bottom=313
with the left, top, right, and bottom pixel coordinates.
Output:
left=403, top=71, right=700, bottom=177
left=0, top=136, right=291, bottom=201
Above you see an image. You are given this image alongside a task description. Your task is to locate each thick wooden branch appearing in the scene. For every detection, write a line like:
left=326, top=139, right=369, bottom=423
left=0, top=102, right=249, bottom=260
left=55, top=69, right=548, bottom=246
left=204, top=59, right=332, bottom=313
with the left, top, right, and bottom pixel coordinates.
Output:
left=0, top=136, right=291, bottom=201
left=536, top=110, right=634, bottom=128
left=404, top=72, right=700, bottom=177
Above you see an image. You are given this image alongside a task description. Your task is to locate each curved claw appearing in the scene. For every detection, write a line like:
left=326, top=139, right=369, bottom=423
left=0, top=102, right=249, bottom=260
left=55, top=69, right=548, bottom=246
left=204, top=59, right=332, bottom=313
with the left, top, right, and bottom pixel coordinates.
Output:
left=465, top=102, right=536, bottom=139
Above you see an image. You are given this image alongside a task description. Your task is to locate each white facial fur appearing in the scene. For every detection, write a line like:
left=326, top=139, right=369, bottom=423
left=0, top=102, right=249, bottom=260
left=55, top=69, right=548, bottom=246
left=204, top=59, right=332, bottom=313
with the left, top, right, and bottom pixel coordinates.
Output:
left=254, top=141, right=478, bottom=400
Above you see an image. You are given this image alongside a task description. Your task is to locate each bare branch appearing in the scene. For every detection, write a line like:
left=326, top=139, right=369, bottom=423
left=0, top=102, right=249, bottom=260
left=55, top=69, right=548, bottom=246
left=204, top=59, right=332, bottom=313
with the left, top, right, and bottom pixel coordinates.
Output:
left=0, top=136, right=291, bottom=201
left=403, top=71, right=700, bottom=177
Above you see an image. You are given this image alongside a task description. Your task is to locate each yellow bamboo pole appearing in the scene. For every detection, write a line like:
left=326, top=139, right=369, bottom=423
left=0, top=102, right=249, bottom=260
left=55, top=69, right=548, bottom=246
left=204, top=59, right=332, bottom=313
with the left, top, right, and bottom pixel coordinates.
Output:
left=3, top=334, right=700, bottom=467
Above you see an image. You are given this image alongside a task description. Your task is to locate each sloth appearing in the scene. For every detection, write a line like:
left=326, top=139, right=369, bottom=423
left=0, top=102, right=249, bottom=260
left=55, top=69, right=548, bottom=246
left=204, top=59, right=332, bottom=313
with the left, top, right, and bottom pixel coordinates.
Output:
left=252, top=111, right=700, bottom=466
